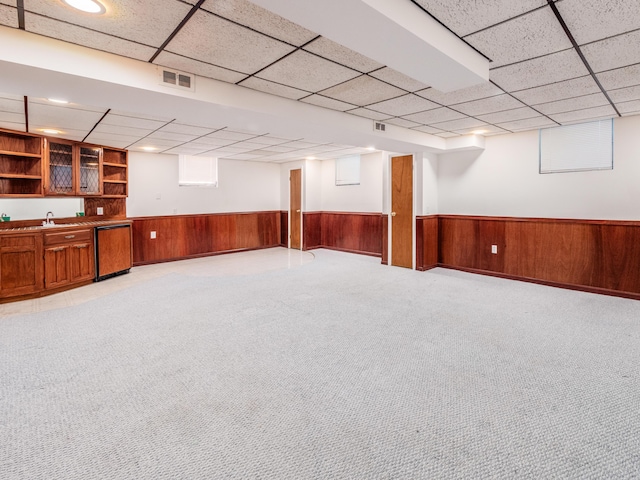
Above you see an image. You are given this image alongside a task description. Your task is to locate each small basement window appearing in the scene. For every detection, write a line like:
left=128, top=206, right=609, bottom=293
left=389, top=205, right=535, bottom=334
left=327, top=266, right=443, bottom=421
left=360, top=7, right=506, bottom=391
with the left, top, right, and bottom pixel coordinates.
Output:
left=178, top=155, right=218, bottom=187
left=335, top=155, right=360, bottom=186
left=539, top=119, right=613, bottom=174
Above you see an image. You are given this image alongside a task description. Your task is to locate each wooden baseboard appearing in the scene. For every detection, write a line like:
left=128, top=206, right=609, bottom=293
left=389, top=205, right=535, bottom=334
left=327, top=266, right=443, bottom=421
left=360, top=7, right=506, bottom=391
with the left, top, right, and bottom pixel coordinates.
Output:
left=304, top=245, right=381, bottom=258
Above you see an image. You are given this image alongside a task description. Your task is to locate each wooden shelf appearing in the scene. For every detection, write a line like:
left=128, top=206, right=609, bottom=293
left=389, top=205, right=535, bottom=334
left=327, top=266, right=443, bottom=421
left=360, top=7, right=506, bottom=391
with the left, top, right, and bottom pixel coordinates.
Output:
left=0, top=173, right=42, bottom=180
left=100, top=195, right=127, bottom=199
left=0, top=149, right=41, bottom=158
left=103, top=162, right=127, bottom=168
left=103, top=179, right=127, bottom=184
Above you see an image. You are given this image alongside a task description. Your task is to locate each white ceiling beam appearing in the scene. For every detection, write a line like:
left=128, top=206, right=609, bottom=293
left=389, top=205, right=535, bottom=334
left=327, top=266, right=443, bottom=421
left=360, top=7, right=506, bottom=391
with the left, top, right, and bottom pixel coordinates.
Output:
left=249, top=0, right=489, bottom=92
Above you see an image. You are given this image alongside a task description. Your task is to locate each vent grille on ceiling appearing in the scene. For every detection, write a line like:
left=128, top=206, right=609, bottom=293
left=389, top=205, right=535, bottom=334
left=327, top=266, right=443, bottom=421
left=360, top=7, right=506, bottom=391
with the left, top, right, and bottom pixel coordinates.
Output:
left=159, top=68, right=194, bottom=91
left=374, top=121, right=386, bottom=132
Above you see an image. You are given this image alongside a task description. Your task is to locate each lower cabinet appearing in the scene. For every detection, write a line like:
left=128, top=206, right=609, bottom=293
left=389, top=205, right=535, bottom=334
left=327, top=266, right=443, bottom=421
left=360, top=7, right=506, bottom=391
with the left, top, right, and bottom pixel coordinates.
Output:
left=43, top=228, right=94, bottom=290
left=0, top=233, right=44, bottom=298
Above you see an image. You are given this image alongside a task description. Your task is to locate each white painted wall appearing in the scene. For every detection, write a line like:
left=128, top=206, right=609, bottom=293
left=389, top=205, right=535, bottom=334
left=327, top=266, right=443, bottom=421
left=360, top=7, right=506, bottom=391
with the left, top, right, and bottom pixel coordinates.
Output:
left=0, top=197, right=83, bottom=221
left=422, top=152, right=439, bottom=215
left=437, top=115, right=640, bottom=220
left=127, top=152, right=280, bottom=217
left=320, top=151, right=383, bottom=212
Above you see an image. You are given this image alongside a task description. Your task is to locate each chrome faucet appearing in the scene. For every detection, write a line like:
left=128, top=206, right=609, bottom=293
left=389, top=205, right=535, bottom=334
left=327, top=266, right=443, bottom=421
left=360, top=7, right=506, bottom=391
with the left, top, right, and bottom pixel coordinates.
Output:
left=44, top=211, right=54, bottom=226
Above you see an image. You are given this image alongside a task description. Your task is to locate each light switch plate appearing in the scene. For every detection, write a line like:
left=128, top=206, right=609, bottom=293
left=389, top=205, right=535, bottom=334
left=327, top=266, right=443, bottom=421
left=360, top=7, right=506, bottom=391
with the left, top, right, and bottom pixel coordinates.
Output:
left=150, top=231, right=156, bottom=239
left=491, top=244, right=498, bottom=254
left=97, top=207, right=103, bottom=215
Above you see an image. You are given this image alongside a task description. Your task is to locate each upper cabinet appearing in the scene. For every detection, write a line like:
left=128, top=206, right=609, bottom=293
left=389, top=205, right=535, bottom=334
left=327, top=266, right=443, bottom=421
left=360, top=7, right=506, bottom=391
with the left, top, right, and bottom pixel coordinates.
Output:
left=0, top=129, right=44, bottom=197
left=44, top=139, right=103, bottom=196
left=102, top=148, right=128, bottom=198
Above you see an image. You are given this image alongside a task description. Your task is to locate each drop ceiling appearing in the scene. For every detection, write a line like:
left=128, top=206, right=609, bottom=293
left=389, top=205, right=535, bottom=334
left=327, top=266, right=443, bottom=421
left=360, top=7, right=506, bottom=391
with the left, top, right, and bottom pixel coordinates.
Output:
left=0, top=0, right=639, bottom=162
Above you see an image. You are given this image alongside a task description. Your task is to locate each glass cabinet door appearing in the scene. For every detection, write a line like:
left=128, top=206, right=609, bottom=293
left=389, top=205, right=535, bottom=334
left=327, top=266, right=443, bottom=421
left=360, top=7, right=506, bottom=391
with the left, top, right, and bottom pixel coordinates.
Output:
left=79, top=146, right=102, bottom=195
left=48, top=142, right=73, bottom=194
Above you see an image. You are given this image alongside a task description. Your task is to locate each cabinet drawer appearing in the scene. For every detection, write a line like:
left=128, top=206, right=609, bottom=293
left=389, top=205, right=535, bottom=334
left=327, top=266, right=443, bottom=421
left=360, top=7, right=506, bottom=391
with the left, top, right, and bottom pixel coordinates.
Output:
left=44, top=229, right=92, bottom=246
left=1, top=234, right=36, bottom=248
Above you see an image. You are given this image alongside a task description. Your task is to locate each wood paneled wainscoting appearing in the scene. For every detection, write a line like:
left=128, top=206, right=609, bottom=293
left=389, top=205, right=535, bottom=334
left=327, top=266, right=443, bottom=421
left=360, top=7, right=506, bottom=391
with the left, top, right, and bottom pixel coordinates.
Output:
left=303, top=212, right=383, bottom=257
left=415, top=215, right=439, bottom=271
left=437, top=215, right=640, bottom=300
left=132, top=211, right=281, bottom=265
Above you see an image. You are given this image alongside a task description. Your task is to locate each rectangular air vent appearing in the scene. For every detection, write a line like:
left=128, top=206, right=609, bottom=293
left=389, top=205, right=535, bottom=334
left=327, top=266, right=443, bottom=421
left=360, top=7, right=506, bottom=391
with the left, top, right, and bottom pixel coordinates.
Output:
left=159, top=68, right=195, bottom=91
left=374, top=121, right=386, bottom=132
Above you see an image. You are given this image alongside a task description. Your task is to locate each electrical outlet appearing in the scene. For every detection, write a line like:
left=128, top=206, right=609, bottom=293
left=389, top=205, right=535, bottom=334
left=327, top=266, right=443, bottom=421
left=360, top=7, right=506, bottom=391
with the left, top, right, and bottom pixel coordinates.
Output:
left=491, top=244, right=498, bottom=254
left=150, top=231, right=156, bottom=239
left=97, top=207, right=103, bottom=215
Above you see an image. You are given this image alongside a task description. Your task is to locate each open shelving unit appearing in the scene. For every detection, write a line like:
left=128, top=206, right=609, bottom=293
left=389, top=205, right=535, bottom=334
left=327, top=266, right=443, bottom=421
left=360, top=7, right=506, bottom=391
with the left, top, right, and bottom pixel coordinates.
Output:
left=102, top=147, right=128, bottom=198
left=0, top=129, right=44, bottom=197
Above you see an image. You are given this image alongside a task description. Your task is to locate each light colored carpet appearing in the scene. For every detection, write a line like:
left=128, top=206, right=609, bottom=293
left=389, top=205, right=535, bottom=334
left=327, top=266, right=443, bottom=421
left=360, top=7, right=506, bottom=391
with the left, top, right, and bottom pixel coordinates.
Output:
left=1, top=248, right=639, bottom=479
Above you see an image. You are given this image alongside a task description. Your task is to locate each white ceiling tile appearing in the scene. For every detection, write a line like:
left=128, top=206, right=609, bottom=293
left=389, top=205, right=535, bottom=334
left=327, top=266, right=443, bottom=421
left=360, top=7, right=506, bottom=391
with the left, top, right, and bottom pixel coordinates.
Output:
left=229, top=141, right=271, bottom=150
left=368, top=67, right=430, bottom=92
left=84, top=135, right=138, bottom=149
left=0, top=96, right=23, bottom=114
left=28, top=102, right=105, bottom=132
left=183, top=141, right=232, bottom=151
left=154, top=52, right=246, bottom=83
left=411, top=125, right=445, bottom=134
left=246, top=136, right=295, bottom=146
left=300, top=95, right=357, bottom=112
left=511, top=76, right=601, bottom=104
left=239, top=77, right=310, bottom=100
left=25, top=0, right=191, bottom=47
left=201, top=0, right=316, bottom=46
left=158, top=123, right=217, bottom=137
left=608, top=85, right=640, bottom=103
left=257, top=145, right=296, bottom=153
left=89, top=123, right=153, bottom=138
left=534, top=93, right=610, bottom=115
left=549, top=105, right=616, bottom=124
left=596, top=64, right=640, bottom=90
left=451, top=94, right=525, bottom=116
left=582, top=30, right=640, bottom=73
left=476, top=106, right=543, bottom=124
left=257, top=50, right=360, bottom=92
left=32, top=128, right=86, bottom=142
left=385, top=118, right=422, bottom=129
left=227, top=153, right=264, bottom=160
left=0, top=121, right=25, bottom=131
left=367, top=94, right=439, bottom=117
left=129, top=138, right=181, bottom=149
left=166, top=10, right=295, bottom=74
left=453, top=125, right=509, bottom=135
left=556, top=0, right=640, bottom=45
left=102, top=113, right=168, bottom=130
left=146, top=131, right=199, bottom=142
left=0, top=111, right=25, bottom=125
left=320, top=75, right=405, bottom=106
left=161, top=147, right=210, bottom=155
left=0, top=4, right=17, bottom=28
left=465, top=7, right=571, bottom=68
left=346, top=108, right=393, bottom=121
left=0, top=1, right=17, bottom=6
left=496, top=116, right=557, bottom=132
left=617, top=100, right=640, bottom=115
left=430, top=117, right=487, bottom=131
left=415, top=82, right=504, bottom=105
left=25, top=13, right=156, bottom=61
left=402, top=107, right=466, bottom=125
left=278, top=140, right=319, bottom=149
left=435, top=132, right=460, bottom=138
left=206, top=130, right=255, bottom=141
left=412, top=0, right=547, bottom=36
left=490, top=48, right=589, bottom=91
left=303, top=37, right=383, bottom=73
left=28, top=97, right=105, bottom=112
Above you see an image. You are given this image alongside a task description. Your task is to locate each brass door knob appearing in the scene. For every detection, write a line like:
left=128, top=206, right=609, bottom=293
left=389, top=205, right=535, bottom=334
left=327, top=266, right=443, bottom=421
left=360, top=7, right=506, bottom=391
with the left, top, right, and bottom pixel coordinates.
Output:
left=296, top=209, right=301, bottom=213
left=391, top=212, right=397, bottom=217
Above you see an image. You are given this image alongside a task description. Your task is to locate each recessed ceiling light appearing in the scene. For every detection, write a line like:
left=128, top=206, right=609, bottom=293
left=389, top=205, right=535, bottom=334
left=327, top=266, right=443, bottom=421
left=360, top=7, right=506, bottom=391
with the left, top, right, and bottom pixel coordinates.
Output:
left=366, top=147, right=376, bottom=151
left=63, top=0, right=106, bottom=14
left=471, top=129, right=488, bottom=135
left=47, top=98, right=69, bottom=104
left=306, top=156, right=316, bottom=160
left=42, top=129, right=60, bottom=134
left=141, top=146, right=157, bottom=152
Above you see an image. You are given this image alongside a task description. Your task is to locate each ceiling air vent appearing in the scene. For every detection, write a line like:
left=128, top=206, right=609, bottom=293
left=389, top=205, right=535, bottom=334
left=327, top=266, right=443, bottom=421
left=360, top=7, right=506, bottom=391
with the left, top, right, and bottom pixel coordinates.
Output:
left=159, top=68, right=195, bottom=91
left=374, top=121, right=386, bottom=132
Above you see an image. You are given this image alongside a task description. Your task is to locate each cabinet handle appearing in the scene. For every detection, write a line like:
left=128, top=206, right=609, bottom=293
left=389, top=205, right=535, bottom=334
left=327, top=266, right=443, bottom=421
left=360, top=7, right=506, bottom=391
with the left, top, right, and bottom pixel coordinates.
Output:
left=64, top=235, right=75, bottom=239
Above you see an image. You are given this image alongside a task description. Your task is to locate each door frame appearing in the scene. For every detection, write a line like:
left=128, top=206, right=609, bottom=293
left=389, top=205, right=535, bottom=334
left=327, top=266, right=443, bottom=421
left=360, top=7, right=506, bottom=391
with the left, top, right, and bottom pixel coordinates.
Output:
left=288, top=166, right=303, bottom=250
left=386, top=153, right=416, bottom=269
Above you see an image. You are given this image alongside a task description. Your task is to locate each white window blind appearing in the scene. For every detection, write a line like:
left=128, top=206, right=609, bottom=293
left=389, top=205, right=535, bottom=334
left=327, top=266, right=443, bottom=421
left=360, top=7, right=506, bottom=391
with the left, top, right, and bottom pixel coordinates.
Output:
left=539, top=119, right=613, bottom=173
left=335, top=155, right=360, bottom=186
left=178, top=155, right=218, bottom=187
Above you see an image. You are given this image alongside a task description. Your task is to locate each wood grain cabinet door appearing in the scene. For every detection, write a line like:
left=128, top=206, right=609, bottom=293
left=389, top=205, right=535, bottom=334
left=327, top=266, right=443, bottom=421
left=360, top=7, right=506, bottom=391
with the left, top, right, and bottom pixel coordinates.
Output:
left=0, top=234, right=44, bottom=298
left=44, top=245, right=71, bottom=289
left=70, top=243, right=94, bottom=282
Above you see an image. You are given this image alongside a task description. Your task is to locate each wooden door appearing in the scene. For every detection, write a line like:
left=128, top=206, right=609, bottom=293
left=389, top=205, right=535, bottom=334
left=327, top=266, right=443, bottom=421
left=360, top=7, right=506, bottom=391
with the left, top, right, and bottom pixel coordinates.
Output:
left=391, top=155, right=413, bottom=268
left=44, top=245, right=70, bottom=288
left=70, top=242, right=94, bottom=282
left=290, top=168, right=302, bottom=249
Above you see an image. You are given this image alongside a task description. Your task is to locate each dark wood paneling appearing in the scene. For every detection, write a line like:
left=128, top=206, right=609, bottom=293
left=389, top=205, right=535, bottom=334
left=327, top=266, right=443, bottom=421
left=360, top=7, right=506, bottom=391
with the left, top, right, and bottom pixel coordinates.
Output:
left=84, top=197, right=126, bottom=218
left=320, top=212, right=382, bottom=256
left=416, top=216, right=438, bottom=271
left=280, top=211, right=288, bottom=247
left=303, top=212, right=322, bottom=250
left=131, top=211, right=281, bottom=265
left=439, top=215, right=640, bottom=298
